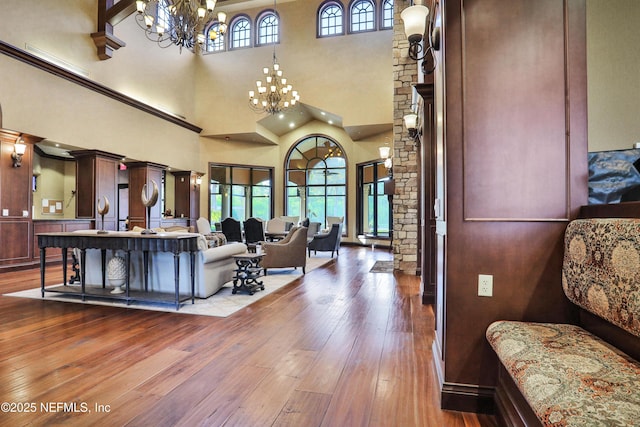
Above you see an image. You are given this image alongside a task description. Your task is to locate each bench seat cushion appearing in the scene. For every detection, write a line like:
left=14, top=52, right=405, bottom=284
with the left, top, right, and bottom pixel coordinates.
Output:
left=487, top=320, right=640, bottom=426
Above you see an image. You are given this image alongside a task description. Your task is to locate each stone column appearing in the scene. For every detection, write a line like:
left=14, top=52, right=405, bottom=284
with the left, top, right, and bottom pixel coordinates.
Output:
left=392, top=0, right=420, bottom=274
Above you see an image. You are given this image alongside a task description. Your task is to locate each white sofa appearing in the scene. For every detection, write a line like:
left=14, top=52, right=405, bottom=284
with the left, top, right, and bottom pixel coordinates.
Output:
left=77, top=231, right=247, bottom=298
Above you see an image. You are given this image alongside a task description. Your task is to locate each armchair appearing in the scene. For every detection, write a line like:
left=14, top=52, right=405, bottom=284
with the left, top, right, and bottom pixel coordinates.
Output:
left=265, top=217, right=293, bottom=240
left=323, top=216, right=344, bottom=233
left=221, top=217, right=242, bottom=242
left=196, top=217, right=213, bottom=234
left=243, top=217, right=265, bottom=245
left=308, top=223, right=343, bottom=258
left=261, top=226, right=308, bottom=274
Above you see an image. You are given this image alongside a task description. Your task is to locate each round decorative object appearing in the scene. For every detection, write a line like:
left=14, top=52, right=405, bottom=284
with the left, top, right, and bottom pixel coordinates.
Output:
left=107, top=255, right=127, bottom=294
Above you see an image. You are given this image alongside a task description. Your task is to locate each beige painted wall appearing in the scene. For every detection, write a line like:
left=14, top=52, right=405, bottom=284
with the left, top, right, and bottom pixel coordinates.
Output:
left=32, top=155, right=76, bottom=219
left=587, top=0, right=640, bottom=152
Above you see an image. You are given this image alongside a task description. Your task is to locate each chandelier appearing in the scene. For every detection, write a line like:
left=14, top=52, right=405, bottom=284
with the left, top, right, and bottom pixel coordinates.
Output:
left=249, top=52, right=300, bottom=115
left=248, top=0, right=299, bottom=115
left=135, top=0, right=227, bottom=52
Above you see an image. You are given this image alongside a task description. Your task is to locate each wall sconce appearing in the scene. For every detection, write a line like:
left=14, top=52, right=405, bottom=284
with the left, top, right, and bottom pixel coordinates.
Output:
left=379, top=145, right=393, bottom=171
left=12, top=138, right=26, bottom=168
left=401, top=2, right=439, bottom=74
left=194, top=175, right=202, bottom=189
left=403, top=113, right=419, bottom=139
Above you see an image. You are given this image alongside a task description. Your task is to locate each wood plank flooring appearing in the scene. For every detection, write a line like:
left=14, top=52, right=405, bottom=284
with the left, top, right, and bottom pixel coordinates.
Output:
left=0, top=246, right=497, bottom=427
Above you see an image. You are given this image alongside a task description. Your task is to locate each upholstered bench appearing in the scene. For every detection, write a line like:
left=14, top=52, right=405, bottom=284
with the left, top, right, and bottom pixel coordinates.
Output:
left=486, top=218, right=640, bottom=426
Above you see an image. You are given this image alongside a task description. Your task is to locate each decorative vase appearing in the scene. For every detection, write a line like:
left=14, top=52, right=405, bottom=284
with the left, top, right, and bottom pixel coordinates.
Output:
left=107, top=255, right=127, bottom=294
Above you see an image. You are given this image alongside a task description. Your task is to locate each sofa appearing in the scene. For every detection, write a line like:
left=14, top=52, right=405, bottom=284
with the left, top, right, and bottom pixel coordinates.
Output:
left=77, top=230, right=247, bottom=298
left=486, top=218, right=640, bottom=426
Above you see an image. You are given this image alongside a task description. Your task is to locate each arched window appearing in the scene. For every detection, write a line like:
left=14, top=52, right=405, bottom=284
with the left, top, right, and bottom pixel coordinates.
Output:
left=381, top=0, right=394, bottom=30
left=230, top=15, right=251, bottom=49
left=257, top=11, right=279, bottom=45
left=318, top=1, right=344, bottom=37
left=285, top=136, right=347, bottom=231
left=206, top=22, right=226, bottom=52
left=349, top=0, right=375, bottom=33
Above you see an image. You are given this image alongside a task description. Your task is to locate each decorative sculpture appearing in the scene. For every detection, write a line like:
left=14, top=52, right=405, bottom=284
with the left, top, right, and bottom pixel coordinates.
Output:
left=141, top=179, right=159, bottom=234
left=107, top=252, right=127, bottom=294
left=97, top=196, right=109, bottom=234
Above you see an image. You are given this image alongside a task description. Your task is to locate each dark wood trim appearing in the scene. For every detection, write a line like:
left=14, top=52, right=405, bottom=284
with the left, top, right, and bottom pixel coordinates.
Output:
left=579, top=201, right=640, bottom=218
left=0, top=40, right=202, bottom=133
left=493, top=365, right=542, bottom=427
left=440, top=382, right=495, bottom=415
left=33, top=145, right=75, bottom=162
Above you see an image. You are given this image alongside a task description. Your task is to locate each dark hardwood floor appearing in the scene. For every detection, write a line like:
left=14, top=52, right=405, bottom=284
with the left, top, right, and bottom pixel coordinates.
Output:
left=0, top=246, right=497, bottom=427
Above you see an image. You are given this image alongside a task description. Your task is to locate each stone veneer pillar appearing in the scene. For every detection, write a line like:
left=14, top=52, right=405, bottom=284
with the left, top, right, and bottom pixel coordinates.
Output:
left=392, top=0, right=420, bottom=274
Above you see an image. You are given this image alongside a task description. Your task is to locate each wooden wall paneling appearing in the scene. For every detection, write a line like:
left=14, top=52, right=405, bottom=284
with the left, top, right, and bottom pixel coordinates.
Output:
left=416, top=83, right=436, bottom=305
left=32, top=220, right=94, bottom=261
left=435, top=0, right=587, bottom=413
left=461, top=0, right=570, bottom=221
left=172, top=170, right=200, bottom=225
left=0, top=220, right=31, bottom=264
left=96, top=156, right=118, bottom=230
left=71, top=150, right=121, bottom=230
left=74, top=155, right=96, bottom=218
left=0, top=128, right=42, bottom=268
left=127, top=162, right=166, bottom=230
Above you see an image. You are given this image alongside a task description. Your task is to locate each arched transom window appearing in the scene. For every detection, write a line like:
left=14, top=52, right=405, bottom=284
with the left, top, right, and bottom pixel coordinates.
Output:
left=230, top=15, right=251, bottom=49
left=350, top=0, right=375, bottom=33
left=257, top=11, right=279, bottom=45
left=286, top=136, right=347, bottom=230
left=318, top=1, right=344, bottom=37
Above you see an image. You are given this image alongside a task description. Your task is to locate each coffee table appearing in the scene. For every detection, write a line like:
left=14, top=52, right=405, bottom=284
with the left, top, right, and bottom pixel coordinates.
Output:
left=232, top=253, right=265, bottom=295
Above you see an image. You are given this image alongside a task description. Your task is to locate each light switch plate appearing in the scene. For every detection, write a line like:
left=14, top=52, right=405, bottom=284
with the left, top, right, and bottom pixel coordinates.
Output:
left=2, top=209, right=8, bottom=216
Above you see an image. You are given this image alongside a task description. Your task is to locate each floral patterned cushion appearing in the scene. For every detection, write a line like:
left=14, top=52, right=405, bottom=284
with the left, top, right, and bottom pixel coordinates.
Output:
left=487, top=321, right=640, bottom=426
left=563, top=218, right=640, bottom=338
left=203, top=232, right=227, bottom=248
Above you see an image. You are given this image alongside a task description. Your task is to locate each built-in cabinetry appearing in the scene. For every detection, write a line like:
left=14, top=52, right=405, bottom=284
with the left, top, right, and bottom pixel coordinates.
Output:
left=71, top=150, right=121, bottom=231
left=172, top=170, right=201, bottom=226
left=127, top=161, right=165, bottom=230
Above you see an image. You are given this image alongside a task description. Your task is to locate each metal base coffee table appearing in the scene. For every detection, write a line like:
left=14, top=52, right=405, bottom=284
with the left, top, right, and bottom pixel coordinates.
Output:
left=232, top=253, right=265, bottom=295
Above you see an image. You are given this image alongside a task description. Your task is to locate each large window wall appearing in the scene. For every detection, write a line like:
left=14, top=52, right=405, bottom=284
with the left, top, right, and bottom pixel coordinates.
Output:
left=285, top=136, right=346, bottom=230
left=209, top=164, right=274, bottom=226
left=357, top=161, right=391, bottom=237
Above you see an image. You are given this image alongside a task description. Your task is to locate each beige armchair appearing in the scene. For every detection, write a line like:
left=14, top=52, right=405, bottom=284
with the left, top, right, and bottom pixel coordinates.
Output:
left=261, top=226, right=308, bottom=274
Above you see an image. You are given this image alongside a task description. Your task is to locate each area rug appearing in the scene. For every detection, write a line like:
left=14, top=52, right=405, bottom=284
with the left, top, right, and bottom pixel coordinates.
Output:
left=4, top=256, right=333, bottom=317
left=369, top=260, right=394, bottom=273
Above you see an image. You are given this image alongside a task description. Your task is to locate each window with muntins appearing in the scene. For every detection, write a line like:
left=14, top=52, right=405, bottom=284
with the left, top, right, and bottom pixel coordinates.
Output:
left=230, top=16, right=251, bottom=49
left=318, top=2, right=344, bottom=37
left=156, top=0, right=171, bottom=34
left=381, top=0, right=394, bottom=30
left=257, top=11, right=279, bottom=45
left=209, top=165, right=274, bottom=225
left=286, top=136, right=347, bottom=231
left=350, top=0, right=375, bottom=33
left=206, top=22, right=225, bottom=52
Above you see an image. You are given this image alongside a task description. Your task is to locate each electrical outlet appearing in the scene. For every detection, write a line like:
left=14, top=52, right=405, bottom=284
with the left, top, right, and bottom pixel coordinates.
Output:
left=478, top=274, right=493, bottom=297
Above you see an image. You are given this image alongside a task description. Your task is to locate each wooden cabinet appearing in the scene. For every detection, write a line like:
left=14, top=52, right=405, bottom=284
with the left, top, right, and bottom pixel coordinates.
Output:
left=172, top=170, right=201, bottom=225
left=127, top=161, right=165, bottom=230
left=71, top=150, right=121, bottom=231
